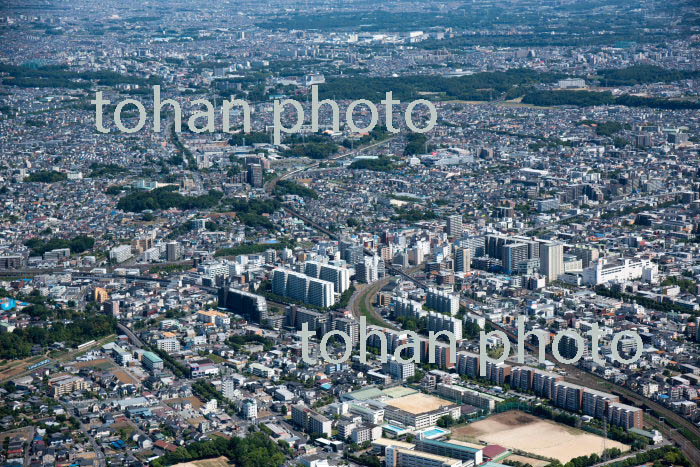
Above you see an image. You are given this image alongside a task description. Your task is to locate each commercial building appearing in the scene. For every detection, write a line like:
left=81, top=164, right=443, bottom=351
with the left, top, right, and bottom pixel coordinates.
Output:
left=582, top=257, right=656, bottom=286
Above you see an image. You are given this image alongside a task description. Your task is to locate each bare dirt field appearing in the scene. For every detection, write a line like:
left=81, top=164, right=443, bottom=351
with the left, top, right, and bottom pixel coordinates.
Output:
left=173, top=456, right=231, bottom=467
left=452, top=411, right=630, bottom=463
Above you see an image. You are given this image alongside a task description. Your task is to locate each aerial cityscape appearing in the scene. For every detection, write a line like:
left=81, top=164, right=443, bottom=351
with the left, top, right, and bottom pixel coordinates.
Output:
left=1, top=0, right=700, bottom=466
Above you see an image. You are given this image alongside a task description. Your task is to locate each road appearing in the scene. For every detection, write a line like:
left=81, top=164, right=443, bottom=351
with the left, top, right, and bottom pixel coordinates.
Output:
left=590, top=440, right=671, bottom=467
left=263, top=136, right=398, bottom=194
left=58, top=400, right=106, bottom=467
left=117, top=323, right=145, bottom=348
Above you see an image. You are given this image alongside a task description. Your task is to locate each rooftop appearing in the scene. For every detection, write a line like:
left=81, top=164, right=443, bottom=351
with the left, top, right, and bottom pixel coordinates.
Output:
left=386, top=393, right=456, bottom=415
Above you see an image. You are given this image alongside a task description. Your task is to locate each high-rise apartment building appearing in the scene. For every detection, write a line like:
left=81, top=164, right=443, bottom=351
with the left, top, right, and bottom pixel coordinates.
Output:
left=540, top=242, right=564, bottom=282
left=446, top=215, right=463, bottom=237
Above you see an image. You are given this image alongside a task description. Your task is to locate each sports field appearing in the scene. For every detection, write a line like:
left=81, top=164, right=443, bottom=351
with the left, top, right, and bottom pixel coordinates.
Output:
left=173, top=457, right=231, bottom=467
left=452, top=411, right=630, bottom=463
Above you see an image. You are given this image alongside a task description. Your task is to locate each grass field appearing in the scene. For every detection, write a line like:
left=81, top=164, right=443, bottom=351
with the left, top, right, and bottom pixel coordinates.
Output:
left=452, top=411, right=630, bottom=463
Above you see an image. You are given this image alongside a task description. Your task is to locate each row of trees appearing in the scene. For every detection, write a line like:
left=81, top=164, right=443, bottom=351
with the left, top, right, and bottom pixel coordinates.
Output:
left=0, top=63, right=161, bottom=89
left=116, top=186, right=223, bottom=213
left=224, top=197, right=282, bottom=230
left=26, top=170, right=67, bottom=183
left=274, top=180, right=318, bottom=199
left=0, top=314, right=116, bottom=359
left=150, top=432, right=288, bottom=467
left=317, top=68, right=564, bottom=102
left=523, top=90, right=700, bottom=110
left=349, top=156, right=395, bottom=172
left=283, top=141, right=339, bottom=160
left=24, top=235, right=94, bottom=256
left=598, top=64, right=699, bottom=86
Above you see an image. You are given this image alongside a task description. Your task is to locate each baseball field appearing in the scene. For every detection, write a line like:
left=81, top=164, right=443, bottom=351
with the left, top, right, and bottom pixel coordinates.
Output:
left=452, top=410, right=630, bottom=463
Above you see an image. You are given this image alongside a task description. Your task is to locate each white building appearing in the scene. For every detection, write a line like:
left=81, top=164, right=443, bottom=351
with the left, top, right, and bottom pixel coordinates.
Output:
left=242, top=398, right=258, bottom=420
left=582, top=258, right=655, bottom=286
left=109, top=245, right=133, bottom=263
